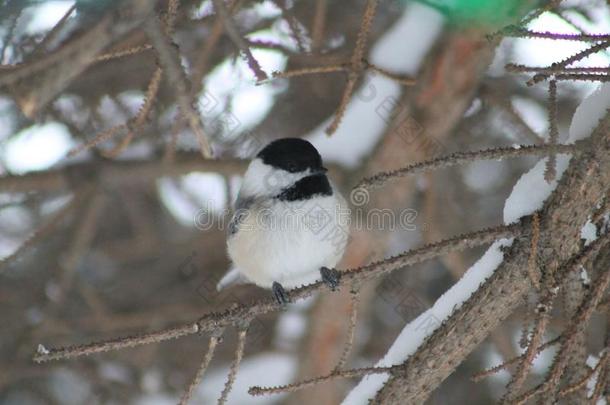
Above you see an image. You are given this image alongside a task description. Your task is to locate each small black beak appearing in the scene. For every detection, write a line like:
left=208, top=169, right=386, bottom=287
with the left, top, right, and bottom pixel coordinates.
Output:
left=316, top=167, right=328, bottom=174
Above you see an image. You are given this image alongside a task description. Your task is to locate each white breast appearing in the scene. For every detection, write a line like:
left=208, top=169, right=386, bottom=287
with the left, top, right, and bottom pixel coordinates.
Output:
left=227, top=191, right=350, bottom=289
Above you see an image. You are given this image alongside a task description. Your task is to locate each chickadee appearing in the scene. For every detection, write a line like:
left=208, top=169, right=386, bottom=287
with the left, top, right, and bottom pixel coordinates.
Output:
left=220, top=138, right=350, bottom=304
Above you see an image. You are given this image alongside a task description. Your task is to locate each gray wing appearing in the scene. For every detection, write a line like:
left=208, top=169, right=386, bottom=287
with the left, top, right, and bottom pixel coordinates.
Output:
left=228, top=195, right=255, bottom=236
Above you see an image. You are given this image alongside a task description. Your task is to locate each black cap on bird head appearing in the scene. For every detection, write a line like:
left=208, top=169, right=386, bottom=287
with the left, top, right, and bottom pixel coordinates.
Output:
left=257, top=138, right=327, bottom=174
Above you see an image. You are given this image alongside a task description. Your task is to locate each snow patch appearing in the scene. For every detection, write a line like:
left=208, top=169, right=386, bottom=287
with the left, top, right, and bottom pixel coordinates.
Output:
left=503, top=157, right=569, bottom=224
left=342, top=239, right=513, bottom=404
left=2, top=122, right=73, bottom=174
left=581, top=219, right=598, bottom=246
left=505, top=82, right=610, bottom=224
left=580, top=267, right=591, bottom=286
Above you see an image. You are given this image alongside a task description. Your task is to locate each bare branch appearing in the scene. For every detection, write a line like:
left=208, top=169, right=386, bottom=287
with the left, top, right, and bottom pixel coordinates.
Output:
left=144, top=15, right=213, bottom=158
left=471, top=336, right=561, bottom=382
left=503, top=28, right=610, bottom=41
left=211, top=0, right=268, bottom=81
left=333, top=285, right=361, bottom=371
left=355, top=142, right=582, bottom=190
left=501, top=284, right=554, bottom=401
left=513, top=266, right=610, bottom=403
left=218, top=328, right=248, bottom=405
left=94, top=44, right=153, bottom=62
left=351, top=0, right=378, bottom=67
left=272, top=0, right=307, bottom=52
left=33, top=323, right=200, bottom=363
left=365, top=61, right=416, bottom=86
left=558, top=349, right=607, bottom=398
left=325, top=0, right=378, bottom=135
left=249, top=364, right=399, bottom=396
left=325, top=71, right=358, bottom=135
left=103, top=66, right=163, bottom=157
left=68, top=124, right=129, bottom=157
left=272, top=64, right=347, bottom=80
left=180, top=334, right=223, bottom=405
left=32, top=223, right=524, bottom=362
left=310, top=0, right=328, bottom=53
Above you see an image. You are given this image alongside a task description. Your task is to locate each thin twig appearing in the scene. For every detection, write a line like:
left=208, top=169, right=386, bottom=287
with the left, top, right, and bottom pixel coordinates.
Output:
left=474, top=227, right=610, bottom=383
left=326, top=0, right=379, bottom=135
left=273, top=0, right=307, bottom=52
left=102, top=66, right=163, bottom=157
left=504, top=28, right=610, bottom=42
left=554, top=73, right=610, bottom=82
left=33, top=323, right=200, bottom=362
left=506, top=65, right=610, bottom=74
left=144, top=16, right=213, bottom=158
left=326, top=71, right=358, bottom=135
left=472, top=336, right=561, bottom=382
left=310, top=0, right=327, bottom=53
left=68, top=124, right=128, bottom=157
left=165, top=0, right=180, bottom=34
left=366, top=61, right=416, bottom=86
left=272, top=64, right=346, bottom=80
left=356, top=142, right=582, bottom=190
left=487, top=0, right=563, bottom=40
left=179, top=334, right=223, bottom=405
left=512, top=266, right=610, bottom=403
left=334, top=285, right=361, bottom=371
left=249, top=364, right=399, bottom=396
left=528, top=41, right=610, bottom=85
left=591, top=320, right=610, bottom=403
left=558, top=350, right=607, bottom=398
left=590, top=356, right=608, bottom=403
left=211, top=0, right=267, bottom=81
left=94, top=44, right=153, bottom=62
left=351, top=0, right=378, bottom=67
left=218, top=328, right=248, bottom=405
left=501, top=281, right=555, bottom=402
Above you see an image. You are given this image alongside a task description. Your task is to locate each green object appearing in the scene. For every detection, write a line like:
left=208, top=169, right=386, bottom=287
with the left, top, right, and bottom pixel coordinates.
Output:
left=409, top=0, right=534, bottom=27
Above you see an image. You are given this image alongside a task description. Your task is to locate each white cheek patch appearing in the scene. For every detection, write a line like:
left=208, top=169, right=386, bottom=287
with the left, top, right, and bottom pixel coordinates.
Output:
left=240, top=158, right=308, bottom=198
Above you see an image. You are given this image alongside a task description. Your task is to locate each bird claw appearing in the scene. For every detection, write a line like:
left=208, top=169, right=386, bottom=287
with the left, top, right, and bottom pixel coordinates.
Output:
left=320, top=267, right=340, bottom=291
left=272, top=281, right=290, bottom=305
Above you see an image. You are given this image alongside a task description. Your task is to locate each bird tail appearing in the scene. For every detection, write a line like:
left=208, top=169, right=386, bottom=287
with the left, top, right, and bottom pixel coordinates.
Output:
left=216, top=266, right=243, bottom=291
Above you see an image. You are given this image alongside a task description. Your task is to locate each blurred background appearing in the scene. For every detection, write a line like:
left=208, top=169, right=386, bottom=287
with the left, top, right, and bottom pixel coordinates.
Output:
left=0, top=0, right=609, bottom=403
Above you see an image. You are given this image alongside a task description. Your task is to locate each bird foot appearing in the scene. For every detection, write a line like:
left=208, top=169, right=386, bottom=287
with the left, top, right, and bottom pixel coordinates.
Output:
left=272, top=281, right=290, bottom=305
left=320, top=267, right=341, bottom=291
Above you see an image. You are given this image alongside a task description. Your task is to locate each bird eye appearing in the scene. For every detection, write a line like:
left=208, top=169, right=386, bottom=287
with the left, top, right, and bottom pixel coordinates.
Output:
left=287, top=163, right=297, bottom=172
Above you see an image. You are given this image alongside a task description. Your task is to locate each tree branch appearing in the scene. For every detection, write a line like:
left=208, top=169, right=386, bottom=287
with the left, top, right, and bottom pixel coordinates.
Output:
left=33, top=222, right=524, bottom=363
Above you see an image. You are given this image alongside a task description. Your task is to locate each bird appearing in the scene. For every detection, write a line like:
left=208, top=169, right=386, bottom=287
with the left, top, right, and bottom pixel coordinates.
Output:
left=220, top=138, right=350, bottom=304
